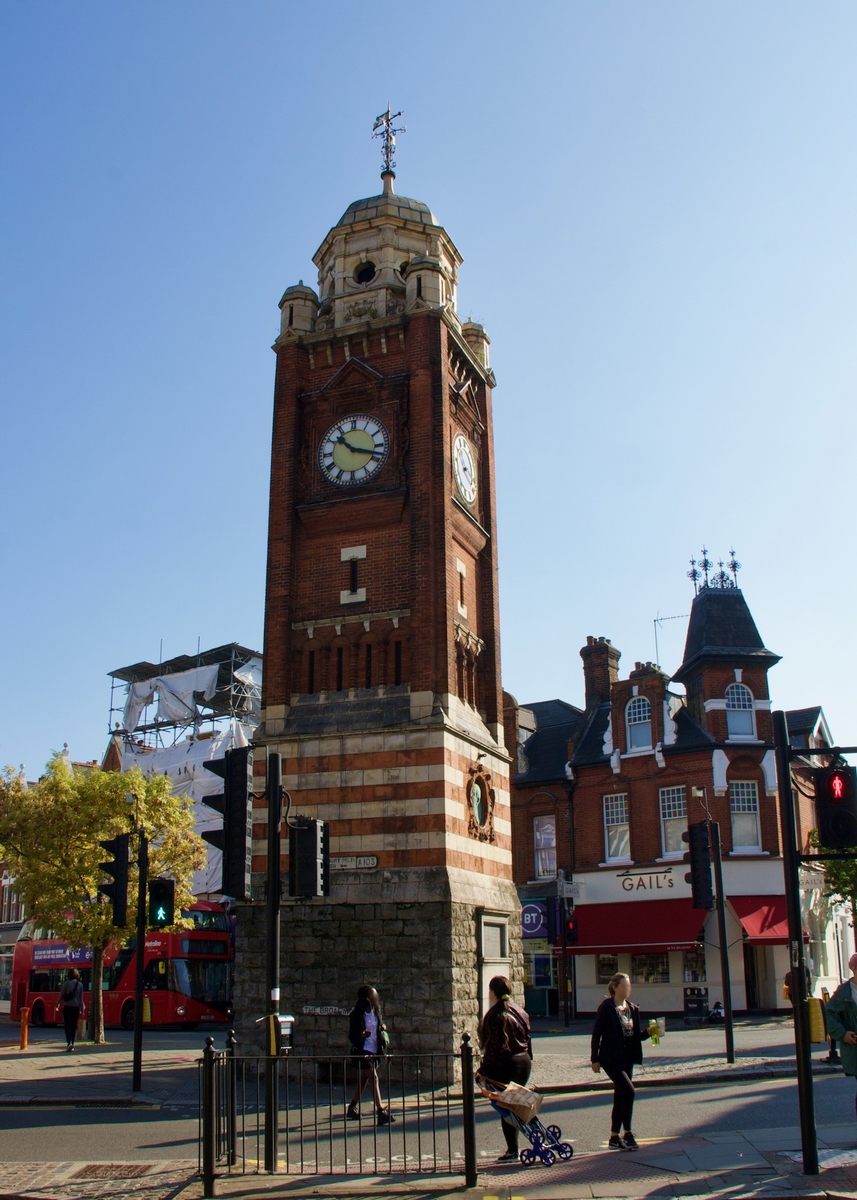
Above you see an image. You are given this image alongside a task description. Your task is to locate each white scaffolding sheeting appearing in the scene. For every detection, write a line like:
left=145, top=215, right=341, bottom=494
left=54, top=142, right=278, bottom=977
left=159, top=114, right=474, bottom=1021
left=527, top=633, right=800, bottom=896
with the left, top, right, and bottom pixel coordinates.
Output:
left=121, top=720, right=251, bottom=895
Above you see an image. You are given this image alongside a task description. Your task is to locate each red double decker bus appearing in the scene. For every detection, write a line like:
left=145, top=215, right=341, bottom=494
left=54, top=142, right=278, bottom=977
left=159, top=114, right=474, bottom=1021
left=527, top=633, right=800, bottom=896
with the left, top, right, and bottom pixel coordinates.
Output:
left=10, top=901, right=233, bottom=1030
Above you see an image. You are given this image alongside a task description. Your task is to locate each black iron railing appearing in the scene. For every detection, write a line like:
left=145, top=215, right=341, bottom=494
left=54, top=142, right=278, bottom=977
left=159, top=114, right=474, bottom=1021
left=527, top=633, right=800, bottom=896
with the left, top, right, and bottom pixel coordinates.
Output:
left=199, top=1032, right=478, bottom=1198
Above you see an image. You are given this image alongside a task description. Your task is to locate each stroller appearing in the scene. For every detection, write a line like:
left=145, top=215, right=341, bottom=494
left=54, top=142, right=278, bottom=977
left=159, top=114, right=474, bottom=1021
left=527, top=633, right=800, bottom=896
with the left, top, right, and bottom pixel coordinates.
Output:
left=479, top=1077, right=573, bottom=1167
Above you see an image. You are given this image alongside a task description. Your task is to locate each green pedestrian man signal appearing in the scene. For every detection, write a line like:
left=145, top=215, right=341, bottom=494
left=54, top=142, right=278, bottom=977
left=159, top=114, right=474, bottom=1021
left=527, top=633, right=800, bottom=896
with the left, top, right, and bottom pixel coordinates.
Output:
left=147, top=878, right=176, bottom=928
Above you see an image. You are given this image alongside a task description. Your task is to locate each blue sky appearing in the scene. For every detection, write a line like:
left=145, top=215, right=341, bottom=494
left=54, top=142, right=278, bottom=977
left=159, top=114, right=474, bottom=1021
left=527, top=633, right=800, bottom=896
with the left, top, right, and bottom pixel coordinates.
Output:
left=3, top=3, right=856, bottom=774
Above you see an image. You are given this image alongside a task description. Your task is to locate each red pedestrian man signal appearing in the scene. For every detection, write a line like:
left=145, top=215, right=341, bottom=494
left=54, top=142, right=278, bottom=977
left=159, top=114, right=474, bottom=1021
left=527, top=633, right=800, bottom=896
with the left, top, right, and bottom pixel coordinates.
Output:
left=814, top=765, right=857, bottom=849
left=830, top=772, right=846, bottom=801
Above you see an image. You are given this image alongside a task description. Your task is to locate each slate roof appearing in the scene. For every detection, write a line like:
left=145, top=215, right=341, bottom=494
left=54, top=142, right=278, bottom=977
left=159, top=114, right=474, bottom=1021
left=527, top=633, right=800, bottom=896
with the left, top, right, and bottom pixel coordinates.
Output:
left=786, top=707, right=823, bottom=739
left=668, top=706, right=715, bottom=750
left=336, top=193, right=439, bottom=228
left=672, top=588, right=780, bottom=684
left=570, top=702, right=611, bottom=767
left=516, top=699, right=585, bottom=784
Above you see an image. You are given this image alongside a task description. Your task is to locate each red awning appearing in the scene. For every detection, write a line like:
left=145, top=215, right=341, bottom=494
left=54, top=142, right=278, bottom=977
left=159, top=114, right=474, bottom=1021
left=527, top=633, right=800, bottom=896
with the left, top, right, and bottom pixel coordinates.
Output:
left=729, top=895, right=789, bottom=945
left=567, top=899, right=706, bottom=955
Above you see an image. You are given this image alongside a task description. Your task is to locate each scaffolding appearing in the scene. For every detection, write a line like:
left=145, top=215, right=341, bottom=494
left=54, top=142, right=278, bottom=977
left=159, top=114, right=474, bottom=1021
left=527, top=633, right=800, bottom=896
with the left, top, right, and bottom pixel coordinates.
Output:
left=108, top=642, right=262, bottom=749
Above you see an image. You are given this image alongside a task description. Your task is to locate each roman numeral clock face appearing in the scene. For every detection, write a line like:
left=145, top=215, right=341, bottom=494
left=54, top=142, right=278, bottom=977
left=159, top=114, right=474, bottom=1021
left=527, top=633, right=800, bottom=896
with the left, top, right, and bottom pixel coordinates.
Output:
left=318, top=415, right=389, bottom=486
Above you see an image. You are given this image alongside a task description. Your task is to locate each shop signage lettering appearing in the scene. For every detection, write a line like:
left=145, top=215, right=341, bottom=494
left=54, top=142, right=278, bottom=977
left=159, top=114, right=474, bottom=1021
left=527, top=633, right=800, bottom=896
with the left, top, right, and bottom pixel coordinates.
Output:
left=616, top=867, right=674, bottom=892
left=522, top=901, right=547, bottom=939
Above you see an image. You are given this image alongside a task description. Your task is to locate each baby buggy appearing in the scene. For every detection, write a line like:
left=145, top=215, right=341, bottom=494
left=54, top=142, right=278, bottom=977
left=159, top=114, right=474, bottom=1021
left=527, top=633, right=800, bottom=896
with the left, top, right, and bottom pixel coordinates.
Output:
left=479, top=1077, right=573, bottom=1167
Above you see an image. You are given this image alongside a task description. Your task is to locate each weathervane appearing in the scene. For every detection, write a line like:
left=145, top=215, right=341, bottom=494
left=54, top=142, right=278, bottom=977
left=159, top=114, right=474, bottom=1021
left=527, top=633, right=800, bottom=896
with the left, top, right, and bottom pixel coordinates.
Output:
left=688, top=547, right=741, bottom=593
left=372, top=106, right=406, bottom=175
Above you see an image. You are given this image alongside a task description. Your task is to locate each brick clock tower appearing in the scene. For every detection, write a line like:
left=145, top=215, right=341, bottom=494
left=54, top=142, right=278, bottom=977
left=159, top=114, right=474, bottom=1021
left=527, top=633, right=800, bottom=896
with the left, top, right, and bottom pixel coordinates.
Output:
left=241, top=127, right=521, bottom=1057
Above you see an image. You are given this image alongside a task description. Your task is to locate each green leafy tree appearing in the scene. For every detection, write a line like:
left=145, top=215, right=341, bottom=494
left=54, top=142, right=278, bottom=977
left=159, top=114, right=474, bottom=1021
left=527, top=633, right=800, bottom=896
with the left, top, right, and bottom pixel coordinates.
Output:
left=808, top=829, right=857, bottom=924
left=0, top=753, right=205, bottom=1043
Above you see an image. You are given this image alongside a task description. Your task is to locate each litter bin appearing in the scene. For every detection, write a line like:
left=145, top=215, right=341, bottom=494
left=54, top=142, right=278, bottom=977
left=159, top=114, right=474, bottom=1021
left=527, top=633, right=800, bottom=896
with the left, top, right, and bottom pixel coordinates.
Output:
left=684, top=986, right=709, bottom=1027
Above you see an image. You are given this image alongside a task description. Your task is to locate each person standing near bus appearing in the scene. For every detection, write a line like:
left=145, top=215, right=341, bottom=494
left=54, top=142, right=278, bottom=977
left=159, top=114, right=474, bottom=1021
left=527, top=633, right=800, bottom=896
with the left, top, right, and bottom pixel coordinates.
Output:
left=55, top=968, right=84, bottom=1052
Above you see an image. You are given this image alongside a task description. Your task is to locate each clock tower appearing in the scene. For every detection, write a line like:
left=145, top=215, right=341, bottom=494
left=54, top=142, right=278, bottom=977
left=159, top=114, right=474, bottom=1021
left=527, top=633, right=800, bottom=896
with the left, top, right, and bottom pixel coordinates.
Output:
left=245, top=120, right=521, bottom=1058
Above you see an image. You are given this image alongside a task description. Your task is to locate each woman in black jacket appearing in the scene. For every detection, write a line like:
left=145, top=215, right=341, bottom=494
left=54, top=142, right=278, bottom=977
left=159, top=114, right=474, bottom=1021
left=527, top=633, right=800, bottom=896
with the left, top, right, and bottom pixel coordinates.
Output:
left=590, top=972, right=650, bottom=1150
left=477, top=975, right=533, bottom=1162
left=346, top=985, right=395, bottom=1125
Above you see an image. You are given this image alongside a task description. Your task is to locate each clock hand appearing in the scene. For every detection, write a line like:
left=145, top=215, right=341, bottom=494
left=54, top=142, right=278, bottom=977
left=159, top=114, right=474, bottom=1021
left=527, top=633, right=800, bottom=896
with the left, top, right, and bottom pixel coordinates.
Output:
left=338, top=436, right=383, bottom=458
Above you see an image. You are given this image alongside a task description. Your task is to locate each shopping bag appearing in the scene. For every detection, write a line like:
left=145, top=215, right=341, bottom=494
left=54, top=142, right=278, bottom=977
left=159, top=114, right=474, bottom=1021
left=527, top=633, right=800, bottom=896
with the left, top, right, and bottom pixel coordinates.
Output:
left=483, top=1079, right=543, bottom=1123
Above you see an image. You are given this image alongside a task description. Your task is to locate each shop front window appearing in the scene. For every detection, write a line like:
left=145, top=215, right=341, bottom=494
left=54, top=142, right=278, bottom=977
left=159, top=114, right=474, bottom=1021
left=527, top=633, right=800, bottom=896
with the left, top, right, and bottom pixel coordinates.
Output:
left=597, top=954, right=619, bottom=985
left=683, top=948, right=706, bottom=983
left=631, top=953, right=670, bottom=984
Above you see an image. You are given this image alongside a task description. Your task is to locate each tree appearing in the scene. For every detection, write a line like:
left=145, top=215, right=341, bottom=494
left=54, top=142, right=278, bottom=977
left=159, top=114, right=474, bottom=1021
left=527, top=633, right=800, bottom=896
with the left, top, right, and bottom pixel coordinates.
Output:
left=0, top=753, right=205, bottom=1044
left=808, top=829, right=857, bottom=925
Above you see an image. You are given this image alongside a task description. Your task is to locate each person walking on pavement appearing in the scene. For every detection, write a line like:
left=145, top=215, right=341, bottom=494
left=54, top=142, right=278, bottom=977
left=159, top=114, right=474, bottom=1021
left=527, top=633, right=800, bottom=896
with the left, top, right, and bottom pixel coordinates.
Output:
left=55, top=968, right=85, bottom=1052
left=346, top=985, right=395, bottom=1125
left=824, top=952, right=857, bottom=1118
left=590, top=972, right=651, bottom=1150
left=477, top=975, right=534, bottom=1163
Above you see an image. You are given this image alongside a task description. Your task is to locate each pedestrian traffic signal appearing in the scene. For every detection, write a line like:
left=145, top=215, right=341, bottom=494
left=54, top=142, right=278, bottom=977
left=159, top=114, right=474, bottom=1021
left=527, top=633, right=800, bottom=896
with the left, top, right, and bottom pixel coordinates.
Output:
left=564, top=915, right=579, bottom=945
left=98, top=833, right=130, bottom=928
left=289, top=817, right=330, bottom=898
left=148, top=878, right=175, bottom=928
left=683, top=822, right=714, bottom=910
left=202, top=746, right=253, bottom=899
left=813, top=765, right=857, bottom=850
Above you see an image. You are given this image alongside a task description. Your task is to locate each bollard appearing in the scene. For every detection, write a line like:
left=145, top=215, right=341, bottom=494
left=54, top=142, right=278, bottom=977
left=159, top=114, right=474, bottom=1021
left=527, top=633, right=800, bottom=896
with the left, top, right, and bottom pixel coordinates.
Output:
left=19, top=1007, right=29, bottom=1051
left=225, top=1029, right=237, bottom=1167
left=460, top=1032, right=478, bottom=1188
left=202, top=1036, right=217, bottom=1198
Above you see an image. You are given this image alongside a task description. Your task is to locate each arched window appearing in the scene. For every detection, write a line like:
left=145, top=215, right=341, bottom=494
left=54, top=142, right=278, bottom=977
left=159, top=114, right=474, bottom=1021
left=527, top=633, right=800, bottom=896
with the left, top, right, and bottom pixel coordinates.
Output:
left=625, top=696, right=652, bottom=750
left=725, top=683, right=755, bottom=737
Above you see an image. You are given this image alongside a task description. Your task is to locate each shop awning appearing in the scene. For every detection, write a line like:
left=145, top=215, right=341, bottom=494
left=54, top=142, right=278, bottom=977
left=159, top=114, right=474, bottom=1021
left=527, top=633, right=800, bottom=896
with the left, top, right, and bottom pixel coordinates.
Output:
left=566, top=899, right=706, bottom=955
left=729, top=895, right=790, bottom=945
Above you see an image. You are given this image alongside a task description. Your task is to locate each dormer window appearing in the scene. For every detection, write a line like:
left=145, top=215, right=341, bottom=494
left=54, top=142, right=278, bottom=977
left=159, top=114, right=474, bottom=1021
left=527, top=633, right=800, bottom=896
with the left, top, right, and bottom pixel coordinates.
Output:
left=625, top=696, right=652, bottom=751
left=725, top=683, right=755, bottom=737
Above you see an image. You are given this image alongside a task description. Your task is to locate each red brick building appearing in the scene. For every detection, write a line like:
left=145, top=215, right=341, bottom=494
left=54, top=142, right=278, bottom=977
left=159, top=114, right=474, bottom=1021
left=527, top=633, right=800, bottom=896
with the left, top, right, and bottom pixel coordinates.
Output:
left=508, top=582, right=851, bottom=1017
left=236, top=162, right=521, bottom=1056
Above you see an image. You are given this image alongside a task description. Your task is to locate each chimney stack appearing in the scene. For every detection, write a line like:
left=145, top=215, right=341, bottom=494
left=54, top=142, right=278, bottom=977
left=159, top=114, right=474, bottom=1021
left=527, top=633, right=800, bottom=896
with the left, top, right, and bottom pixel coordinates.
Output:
left=580, top=636, right=621, bottom=707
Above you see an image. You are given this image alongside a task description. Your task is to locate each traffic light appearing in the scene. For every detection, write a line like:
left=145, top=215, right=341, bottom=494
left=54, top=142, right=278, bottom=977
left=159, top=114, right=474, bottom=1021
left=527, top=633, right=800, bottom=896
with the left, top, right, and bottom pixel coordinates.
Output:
left=683, top=822, right=714, bottom=910
left=289, top=817, right=330, bottom=898
left=98, top=833, right=130, bottom=927
left=564, top=914, right=579, bottom=945
left=148, top=878, right=175, bottom=928
left=813, top=765, right=857, bottom=850
left=202, top=746, right=253, bottom=899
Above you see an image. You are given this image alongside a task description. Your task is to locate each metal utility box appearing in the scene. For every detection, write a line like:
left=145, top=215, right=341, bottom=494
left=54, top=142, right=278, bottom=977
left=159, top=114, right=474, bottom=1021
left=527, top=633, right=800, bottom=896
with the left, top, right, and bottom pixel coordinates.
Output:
left=683, top=986, right=709, bottom=1026
left=263, top=1013, right=295, bottom=1057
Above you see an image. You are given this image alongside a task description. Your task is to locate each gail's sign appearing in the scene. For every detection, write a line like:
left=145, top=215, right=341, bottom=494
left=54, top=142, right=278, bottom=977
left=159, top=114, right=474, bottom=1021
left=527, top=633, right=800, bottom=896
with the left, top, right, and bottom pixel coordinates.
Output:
left=617, top=867, right=675, bottom=892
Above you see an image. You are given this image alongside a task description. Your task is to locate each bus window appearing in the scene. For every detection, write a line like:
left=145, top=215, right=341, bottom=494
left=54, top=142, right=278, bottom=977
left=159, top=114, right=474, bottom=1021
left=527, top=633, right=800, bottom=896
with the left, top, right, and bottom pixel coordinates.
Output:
left=172, top=958, right=231, bottom=1004
left=105, top=947, right=134, bottom=990
left=143, top=958, right=170, bottom=991
left=182, top=910, right=228, bottom=932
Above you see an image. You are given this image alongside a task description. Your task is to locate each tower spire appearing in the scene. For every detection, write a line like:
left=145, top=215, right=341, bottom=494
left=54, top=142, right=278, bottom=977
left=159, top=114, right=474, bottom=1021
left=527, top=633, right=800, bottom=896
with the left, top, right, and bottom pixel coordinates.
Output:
left=372, top=106, right=405, bottom=192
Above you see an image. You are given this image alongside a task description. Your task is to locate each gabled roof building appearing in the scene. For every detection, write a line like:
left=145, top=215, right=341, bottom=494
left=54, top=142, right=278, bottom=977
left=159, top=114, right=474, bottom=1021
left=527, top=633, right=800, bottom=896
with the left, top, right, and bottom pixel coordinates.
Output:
left=506, top=581, right=851, bottom=1017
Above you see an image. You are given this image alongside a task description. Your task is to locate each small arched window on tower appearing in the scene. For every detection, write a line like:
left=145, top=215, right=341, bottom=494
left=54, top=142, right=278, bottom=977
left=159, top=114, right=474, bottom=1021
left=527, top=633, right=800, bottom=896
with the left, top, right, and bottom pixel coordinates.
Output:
left=725, top=683, right=756, bottom=737
left=625, top=696, right=652, bottom=751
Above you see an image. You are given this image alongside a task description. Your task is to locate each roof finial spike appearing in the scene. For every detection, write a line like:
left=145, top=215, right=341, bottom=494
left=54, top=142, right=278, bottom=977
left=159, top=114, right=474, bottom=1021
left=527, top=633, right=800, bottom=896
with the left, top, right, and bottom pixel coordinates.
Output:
left=687, top=556, right=701, bottom=595
left=372, top=106, right=405, bottom=188
left=699, top=547, right=712, bottom=589
left=728, top=548, right=742, bottom=585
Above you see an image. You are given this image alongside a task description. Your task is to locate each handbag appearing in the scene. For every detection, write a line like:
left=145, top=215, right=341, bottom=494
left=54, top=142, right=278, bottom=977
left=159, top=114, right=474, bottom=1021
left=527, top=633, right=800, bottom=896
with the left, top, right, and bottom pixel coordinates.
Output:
left=480, top=1077, right=543, bottom=1124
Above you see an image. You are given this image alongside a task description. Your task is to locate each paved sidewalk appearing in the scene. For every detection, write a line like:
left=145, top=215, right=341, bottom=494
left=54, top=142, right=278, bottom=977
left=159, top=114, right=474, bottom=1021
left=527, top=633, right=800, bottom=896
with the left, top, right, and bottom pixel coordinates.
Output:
left=1, top=1125, right=857, bottom=1200
left=0, top=1038, right=199, bottom=1105
left=0, top=1028, right=842, bottom=1106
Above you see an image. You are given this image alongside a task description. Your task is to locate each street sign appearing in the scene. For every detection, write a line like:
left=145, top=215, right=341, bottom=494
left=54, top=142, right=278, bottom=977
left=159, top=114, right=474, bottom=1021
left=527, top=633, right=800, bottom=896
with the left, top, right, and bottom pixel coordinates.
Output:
left=558, top=881, right=581, bottom=899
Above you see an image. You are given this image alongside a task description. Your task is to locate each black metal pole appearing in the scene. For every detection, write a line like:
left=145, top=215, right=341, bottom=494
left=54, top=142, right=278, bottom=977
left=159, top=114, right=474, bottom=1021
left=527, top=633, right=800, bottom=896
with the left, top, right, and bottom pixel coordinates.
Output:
left=132, top=830, right=147, bottom=1093
left=708, top=821, right=735, bottom=1063
left=202, top=1035, right=217, bottom=1198
left=226, top=1029, right=237, bottom=1167
left=264, top=753, right=282, bottom=1174
left=774, top=709, right=818, bottom=1175
left=461, top=1033, right=477, bottom=1187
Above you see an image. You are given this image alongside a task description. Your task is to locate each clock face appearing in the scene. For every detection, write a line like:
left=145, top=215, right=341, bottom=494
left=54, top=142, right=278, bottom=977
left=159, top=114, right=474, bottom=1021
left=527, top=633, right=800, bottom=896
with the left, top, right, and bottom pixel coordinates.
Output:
left=452, top=434, right=477, bottom=504
left=319, top=415, right=389, bottom=486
